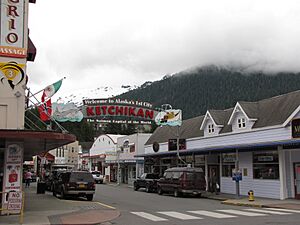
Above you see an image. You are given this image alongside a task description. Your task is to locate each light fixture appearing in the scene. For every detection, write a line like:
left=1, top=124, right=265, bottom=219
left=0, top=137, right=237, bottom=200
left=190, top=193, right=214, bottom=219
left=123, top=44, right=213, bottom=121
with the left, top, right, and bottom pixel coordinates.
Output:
left=14, top=91, right=22, bottom=98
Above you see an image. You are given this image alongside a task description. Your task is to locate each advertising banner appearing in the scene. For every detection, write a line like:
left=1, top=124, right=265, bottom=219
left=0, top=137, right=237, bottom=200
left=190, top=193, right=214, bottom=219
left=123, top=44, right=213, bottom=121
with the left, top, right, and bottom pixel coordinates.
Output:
left=2, top=143, right=23, bottom=214
left=52, top=102, right=83, bottom=122
left=0, top=0, right=27, bottom=58
left=83, top=98, right=158, bottom=125
left=155, top=109, right=182, bottom=126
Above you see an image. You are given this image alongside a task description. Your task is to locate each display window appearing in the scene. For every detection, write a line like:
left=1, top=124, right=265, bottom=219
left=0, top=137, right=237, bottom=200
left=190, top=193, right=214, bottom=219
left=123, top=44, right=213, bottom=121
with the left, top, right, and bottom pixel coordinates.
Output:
left=253, top=151, right=279, bottom=180
left=222, top=153, right=236, bottom=177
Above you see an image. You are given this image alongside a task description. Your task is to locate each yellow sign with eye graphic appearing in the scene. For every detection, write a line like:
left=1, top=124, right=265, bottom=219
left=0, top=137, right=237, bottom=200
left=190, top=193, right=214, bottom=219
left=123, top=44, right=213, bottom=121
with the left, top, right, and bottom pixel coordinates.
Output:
left=0, top=62, right=25, bottom=90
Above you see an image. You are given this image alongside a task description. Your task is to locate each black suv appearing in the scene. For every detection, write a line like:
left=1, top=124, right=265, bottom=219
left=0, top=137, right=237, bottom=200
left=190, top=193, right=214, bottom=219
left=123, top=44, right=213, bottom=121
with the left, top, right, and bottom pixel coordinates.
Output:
left=133, top=173, right=160, bottom=193
left=52, top=171, right=95, bottom=201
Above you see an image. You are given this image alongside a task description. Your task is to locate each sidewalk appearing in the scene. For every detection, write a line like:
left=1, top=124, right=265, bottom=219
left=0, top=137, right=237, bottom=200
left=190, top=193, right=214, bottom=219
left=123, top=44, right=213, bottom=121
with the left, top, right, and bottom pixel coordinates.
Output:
left=202, top=192, right=300, bottom=210
left=0, top=182, right=120, bottom=225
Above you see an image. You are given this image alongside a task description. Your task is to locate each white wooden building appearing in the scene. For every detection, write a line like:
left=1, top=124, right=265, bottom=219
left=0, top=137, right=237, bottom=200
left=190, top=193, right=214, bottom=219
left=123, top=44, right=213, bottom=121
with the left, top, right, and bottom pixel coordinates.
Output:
left=140, top=90, right=300, bottom=200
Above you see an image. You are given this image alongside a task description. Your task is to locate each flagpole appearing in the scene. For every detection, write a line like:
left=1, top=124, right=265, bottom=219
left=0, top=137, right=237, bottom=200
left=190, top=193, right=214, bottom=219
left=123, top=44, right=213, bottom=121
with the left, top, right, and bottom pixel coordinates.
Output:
left=25, top=89, right=68, bottom=133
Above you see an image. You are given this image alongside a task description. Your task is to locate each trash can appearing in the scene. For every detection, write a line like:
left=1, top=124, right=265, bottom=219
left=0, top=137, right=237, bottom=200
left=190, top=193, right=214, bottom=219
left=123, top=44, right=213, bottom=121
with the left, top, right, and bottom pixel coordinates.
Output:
left=37, top=181, right=46, bottom=194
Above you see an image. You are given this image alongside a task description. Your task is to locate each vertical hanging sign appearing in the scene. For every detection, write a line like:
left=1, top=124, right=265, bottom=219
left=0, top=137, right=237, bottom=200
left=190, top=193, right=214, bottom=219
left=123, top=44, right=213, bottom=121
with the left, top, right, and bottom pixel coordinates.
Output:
left=0, top=0, right=27, bottom=58
left=2, top=143, right=23, bottom=214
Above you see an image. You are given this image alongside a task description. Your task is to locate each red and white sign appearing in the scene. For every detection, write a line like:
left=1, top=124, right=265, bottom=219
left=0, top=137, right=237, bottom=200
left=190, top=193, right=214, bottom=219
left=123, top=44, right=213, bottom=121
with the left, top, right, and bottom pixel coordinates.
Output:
left=7, top=191, right=23, bottom=210
left=0, top=0, right=27, bottom=58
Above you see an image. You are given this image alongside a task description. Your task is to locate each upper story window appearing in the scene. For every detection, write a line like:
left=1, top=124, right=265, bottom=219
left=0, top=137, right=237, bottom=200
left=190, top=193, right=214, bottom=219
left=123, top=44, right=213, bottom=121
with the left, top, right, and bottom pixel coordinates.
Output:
left=238, top=118, right=246, bottom=128
left=208, top=124, right=215, bottom=133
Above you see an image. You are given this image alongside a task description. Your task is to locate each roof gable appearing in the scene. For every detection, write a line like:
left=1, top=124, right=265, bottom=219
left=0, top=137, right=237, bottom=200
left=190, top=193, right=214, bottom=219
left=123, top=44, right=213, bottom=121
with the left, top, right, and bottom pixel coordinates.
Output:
left=227, top=102, right=256, bottom=125
left=200, top=111, right=222, bottom=130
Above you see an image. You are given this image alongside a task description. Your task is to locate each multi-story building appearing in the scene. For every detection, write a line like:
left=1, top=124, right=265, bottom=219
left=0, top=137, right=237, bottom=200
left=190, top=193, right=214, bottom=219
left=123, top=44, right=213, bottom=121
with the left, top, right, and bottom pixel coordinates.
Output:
left=49, top=141, right=79, bottom=169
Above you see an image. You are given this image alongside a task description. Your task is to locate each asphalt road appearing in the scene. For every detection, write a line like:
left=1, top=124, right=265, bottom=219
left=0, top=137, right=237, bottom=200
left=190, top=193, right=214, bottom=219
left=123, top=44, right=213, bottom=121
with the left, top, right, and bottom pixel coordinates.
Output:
left=94, top=183, right=300, bottom=225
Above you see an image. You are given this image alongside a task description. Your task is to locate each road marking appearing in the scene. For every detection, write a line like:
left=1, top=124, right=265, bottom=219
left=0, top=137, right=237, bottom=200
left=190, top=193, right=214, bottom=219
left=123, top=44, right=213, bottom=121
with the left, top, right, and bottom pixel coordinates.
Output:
left=131, top=212, right=168, bottom=221
left=217, top=209, right=266, bottom=217
left=246, top=208, right=292, bottom=215
left=95, top=201, right=116, bottom=209
left=158, top=211, right=202, bottom=220
left=188, top=210, right=237, bottom=218
left=266, top=208, right=300, bottom=213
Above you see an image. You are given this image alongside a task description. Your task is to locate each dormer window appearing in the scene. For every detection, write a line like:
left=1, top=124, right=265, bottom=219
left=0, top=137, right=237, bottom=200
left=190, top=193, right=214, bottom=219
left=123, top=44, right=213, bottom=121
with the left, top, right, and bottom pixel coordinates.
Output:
left=208, top=124, right=215, bottom=133
left=238, top=118, right=246, bottom=128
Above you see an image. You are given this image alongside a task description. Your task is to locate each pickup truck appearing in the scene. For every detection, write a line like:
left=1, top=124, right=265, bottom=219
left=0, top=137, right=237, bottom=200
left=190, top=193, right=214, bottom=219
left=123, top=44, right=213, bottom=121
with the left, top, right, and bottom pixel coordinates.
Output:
left=133, top=173, right=160, bottom=193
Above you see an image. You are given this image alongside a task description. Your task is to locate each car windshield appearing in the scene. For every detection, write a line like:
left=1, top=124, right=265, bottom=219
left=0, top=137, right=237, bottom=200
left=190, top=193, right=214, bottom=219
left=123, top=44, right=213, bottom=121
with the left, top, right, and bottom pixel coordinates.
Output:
left=70, top=172, right=94, bottom=182
left=92, top=171, right=101, bottom=175
left=146, top=174, right=159, bottom=179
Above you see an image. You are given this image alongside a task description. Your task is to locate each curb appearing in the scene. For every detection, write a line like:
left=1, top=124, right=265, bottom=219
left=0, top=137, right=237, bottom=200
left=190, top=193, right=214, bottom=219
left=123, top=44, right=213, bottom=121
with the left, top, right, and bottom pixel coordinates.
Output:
left=221, top=200, right=263, bottom=208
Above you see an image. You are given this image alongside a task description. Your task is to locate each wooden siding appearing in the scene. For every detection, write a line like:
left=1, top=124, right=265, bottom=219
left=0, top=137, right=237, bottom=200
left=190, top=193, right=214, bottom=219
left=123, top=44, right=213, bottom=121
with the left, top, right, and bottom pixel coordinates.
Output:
left=187, top=126, right=291, bottom=151
left=221, top=152, right=281, bottom=199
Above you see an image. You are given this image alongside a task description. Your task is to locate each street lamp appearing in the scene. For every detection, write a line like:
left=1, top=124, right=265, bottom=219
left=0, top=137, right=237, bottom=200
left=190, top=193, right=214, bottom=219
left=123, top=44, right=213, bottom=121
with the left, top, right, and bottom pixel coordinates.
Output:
left=116, top=146, right=122, bottom=185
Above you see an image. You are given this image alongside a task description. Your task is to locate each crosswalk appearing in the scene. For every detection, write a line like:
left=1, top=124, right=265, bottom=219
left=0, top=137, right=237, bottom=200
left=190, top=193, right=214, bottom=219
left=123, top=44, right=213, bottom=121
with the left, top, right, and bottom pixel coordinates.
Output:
left=131, top=208, right=300, bottom=222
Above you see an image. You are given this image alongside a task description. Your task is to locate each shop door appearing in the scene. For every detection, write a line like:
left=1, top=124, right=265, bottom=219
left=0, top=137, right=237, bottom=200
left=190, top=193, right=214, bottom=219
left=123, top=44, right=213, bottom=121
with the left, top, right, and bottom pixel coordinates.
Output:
left=295, top=163, right=300, bottom=199
left=208, top=165, right=220, bottom=192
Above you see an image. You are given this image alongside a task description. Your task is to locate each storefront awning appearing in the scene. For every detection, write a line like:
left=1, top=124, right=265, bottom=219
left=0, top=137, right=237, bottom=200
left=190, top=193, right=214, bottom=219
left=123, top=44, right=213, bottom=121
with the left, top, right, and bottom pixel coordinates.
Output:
left=0, top=129, right=76, bottom=161
left=136, top=138, right=300, bottom=158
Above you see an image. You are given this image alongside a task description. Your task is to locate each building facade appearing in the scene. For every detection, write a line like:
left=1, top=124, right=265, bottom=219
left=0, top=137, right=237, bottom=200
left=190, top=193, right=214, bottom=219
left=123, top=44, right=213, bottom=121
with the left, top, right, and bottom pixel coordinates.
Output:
left=116, top=133, right=152, bottom=185
left=49, top=141, right=80, bottom=169
left=140, top=90, right=300, bottom=200
left=89, top=134, right=123, bottom=181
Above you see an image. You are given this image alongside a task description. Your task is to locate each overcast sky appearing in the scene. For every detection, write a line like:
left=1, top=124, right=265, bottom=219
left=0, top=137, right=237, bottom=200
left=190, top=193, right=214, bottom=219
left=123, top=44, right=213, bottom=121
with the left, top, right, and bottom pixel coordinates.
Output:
left=26, top=0, right=300, bottom=103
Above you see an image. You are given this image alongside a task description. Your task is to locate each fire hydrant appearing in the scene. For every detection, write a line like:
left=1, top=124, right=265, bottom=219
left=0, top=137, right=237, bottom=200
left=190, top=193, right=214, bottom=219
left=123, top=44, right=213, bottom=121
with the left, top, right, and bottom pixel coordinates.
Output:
left=248, top=190, right=254, bottom=201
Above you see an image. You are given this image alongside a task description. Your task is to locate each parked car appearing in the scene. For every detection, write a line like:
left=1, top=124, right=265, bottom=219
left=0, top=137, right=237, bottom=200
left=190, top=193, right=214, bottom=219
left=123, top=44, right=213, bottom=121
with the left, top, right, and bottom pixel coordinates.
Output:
left=31, top=172, right=37, bottom=182
left=133, top=173, right=160, bottom=193
left=91, top=171, right=104, bottom=184
left=45, top=170, right=60, bottom=191
left=157, top=167, right=206, bottom=197
left=52, top=171, right=95, bottom=201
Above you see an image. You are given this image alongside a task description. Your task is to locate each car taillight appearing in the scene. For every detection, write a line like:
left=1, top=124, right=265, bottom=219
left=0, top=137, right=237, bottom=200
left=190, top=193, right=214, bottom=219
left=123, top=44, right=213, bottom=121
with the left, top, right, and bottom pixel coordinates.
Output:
left=92, top=182, right=95, bottom=189
left=67, top=182, right=76, bottom=189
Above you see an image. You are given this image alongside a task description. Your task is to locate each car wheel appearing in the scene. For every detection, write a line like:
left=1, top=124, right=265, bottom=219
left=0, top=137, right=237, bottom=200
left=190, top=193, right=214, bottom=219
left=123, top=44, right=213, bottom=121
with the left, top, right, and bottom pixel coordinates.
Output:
left=157, top=186, right=163, bottom=195
left=174, top=189, right=181, bottom=197
left=134, top=183, right=139, bottom=191
left=146, top=184, right=151, bottom=193
left=87, top=194, right=93, bottom=201
left=60, top=189, right=65, bottom=199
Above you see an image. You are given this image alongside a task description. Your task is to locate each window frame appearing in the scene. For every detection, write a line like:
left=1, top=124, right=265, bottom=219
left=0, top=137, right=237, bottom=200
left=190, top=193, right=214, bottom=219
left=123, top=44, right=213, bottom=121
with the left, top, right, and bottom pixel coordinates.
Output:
left=253, top=151, right=279, bottom=180
left=237, top=117, right=246, bottom=129
left=208, top=123, right=215, bottom=134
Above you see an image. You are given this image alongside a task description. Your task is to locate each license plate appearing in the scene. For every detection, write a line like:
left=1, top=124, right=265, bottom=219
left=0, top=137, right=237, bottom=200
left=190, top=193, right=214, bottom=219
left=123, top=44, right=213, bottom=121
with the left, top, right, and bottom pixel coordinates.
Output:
left=79, top=184, right=85, bottom=188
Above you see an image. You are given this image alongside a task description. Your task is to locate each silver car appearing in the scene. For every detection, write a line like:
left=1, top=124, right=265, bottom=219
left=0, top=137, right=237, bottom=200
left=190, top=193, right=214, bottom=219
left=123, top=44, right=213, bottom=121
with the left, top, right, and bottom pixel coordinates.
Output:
left=91, top=171, right=104, bottom=184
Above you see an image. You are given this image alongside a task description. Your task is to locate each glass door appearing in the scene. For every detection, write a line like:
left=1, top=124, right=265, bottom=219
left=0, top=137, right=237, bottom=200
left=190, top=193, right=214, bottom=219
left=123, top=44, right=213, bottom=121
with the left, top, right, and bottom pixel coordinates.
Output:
left=295, top=163, right=300, bottom=199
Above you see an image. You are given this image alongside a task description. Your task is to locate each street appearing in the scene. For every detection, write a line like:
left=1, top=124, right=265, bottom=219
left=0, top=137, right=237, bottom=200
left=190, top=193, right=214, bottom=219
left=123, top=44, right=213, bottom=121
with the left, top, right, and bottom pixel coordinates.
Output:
left=94, top=184, right=300, bottom=225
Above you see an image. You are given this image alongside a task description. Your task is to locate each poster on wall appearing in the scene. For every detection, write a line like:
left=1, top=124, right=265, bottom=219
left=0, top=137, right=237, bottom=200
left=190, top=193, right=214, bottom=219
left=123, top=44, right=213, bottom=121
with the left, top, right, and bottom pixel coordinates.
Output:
left=6, top=144, right=22, bottom=164
left=2, top=143, right=23, bottom=214
left=4, top=164, right=22, bottom=190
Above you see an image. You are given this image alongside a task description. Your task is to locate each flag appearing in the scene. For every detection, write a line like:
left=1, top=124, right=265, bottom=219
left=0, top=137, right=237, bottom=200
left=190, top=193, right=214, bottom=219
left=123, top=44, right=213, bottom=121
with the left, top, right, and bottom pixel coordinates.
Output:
left=38, top=98, right=52, bottom=121
left=42, top=79, right=63, bottom=100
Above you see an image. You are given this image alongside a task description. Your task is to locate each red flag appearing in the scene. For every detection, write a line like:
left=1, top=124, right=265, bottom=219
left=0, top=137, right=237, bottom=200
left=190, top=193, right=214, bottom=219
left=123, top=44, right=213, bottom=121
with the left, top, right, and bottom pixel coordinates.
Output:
left=38, top=99, right=52, bottom=121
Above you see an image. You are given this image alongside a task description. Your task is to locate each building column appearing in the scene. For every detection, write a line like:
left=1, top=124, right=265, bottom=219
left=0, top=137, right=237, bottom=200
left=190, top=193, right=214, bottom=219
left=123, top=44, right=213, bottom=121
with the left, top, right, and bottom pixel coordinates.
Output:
left=278, top=146, right=287, bottom=200
left=205, top=155, right=208, bottom=191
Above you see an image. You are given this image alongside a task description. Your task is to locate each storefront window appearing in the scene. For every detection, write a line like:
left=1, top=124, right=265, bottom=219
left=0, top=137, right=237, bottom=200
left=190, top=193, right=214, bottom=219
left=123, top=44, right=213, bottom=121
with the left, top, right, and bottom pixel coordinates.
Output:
left=253, top=151, right=279, bottom=180
left=222, top=153, right=236, bottom=177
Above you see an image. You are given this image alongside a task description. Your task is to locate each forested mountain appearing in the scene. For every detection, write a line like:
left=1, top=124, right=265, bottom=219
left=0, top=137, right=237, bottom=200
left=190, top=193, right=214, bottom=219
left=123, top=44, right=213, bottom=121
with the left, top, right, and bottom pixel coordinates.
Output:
left=118, top=65, right=300, bottom=119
